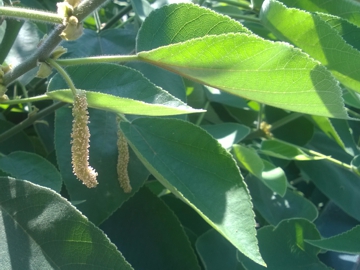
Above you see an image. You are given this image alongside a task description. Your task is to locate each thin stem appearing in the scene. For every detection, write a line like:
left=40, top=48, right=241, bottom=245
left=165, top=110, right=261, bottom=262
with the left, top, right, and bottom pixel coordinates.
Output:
left=0, top=6, right=63, bottom=24
left=227, top=13, right=260, bottom=23
left=47, top=59, right=77, bottom=95
left=346, top=108, right=360, bottom=119
left=94, top=10, right=102, bottom=31
left=195, top=101, right=210, bottom=125
left=256, top=104, right=264, bottom=130
left=306, top=149, right=352, bottom=171
left=116, top=16, right=134, bottom=29
left=0, top=94, right=50, bottom=105
left=101, top=4, right=132, bottom=31
left=56, top=55, right=139, bottom=66
left=0, top=101, right=66, bottom=143
left=214, top=0, right=252, bottom=10
left=18, top=83, right=32, bottom=113
left=270, top=113, right=302, bottom=131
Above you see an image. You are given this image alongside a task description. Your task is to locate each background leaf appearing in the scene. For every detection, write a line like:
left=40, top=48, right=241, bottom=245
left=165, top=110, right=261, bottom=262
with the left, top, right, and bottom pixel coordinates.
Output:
left=0, top=177, right=132, bottom=269
left=138, top=33, right=348, bottom=118
left=100, top=187, right=200, bottom=270
left=120, top=117, right=265, bottom=266
left=0, top=151, right=62, bottom=192
left=246, top=174, right=318, bottom=225
left=306, top=225, right=360, bottom=254
left=237, top=219, right=329, bottom=270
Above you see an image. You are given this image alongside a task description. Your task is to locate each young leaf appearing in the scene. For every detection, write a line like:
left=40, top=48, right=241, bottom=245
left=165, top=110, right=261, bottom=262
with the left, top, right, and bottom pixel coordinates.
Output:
left=233, top=144, right=287, bottom=196
left=0, top=177, right=132, bottom=269
left=120, top=117, right=265, bottom=266
left=260, top=0, right=360, bottom=93
left=48, top=64, right=203, bottom=116
left=0, top=151, right=62, bottom=192
left=138, top=33, right=348, bottom=118
left=237, top=219, right=330, bottom=270
left=305, top=225, right=360, bottom=254
left=201, top=123, right=250, bottom=149
left=136, top=3, right=251, bottom=52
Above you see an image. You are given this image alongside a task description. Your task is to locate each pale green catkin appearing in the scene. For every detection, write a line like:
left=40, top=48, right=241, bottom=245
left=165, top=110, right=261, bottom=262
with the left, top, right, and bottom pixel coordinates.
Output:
left=71, top=90, right=98, bottom=188
left=117, top=122, right=132, bottom=193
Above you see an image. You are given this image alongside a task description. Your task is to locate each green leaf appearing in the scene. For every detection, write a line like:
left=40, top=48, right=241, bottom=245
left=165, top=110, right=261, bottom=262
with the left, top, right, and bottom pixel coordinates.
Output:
left=120, top=117, right=265, bottom=266
left=0, top=151, right=62, bottom=192
left=311, top=116, right=350, bottom=154
left=161, top=195, right=211, bottom=237
left=136, top=3, right=250, bottom=52
left=48, top=64, right=202, bottom=116
left=237, top=219, right=330, bottom=270
left=260, top=139, right=321, bottom=160
left=202, top=123, right=250, bottom=149
left=55, top=106, right=149, bottom=225
left=246, top=174, right=318, bottom=225
left=138, top=33, right=347, bottom=118
left=305, top=225, right=360, bottom=254
left=260, top=0, right=360, bottom=93
left=351, top=155, right=360, bottom=175
left=233, top=144, right=287, bottom=196
left=196, top=229, right=242, bottom=270
left=0, top=177, right=132, bottom=269
left=279, top=0, right=360, bottom=27
left=297, top=132, right=360, bottom=222
left=0, top=120, right=34, bottom=154
left=48, top=89, right=202, bottom=116
left=100, top=187, right=200, bottom=270
left=61, top=28, right=136, bottom=57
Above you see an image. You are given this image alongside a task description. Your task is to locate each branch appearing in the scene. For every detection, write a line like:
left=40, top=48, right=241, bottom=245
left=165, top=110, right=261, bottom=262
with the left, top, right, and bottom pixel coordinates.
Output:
left=3, top=0, right=109, bottom=86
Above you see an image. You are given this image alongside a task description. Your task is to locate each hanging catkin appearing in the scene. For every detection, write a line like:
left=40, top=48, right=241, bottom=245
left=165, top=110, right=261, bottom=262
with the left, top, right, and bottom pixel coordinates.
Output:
left=71, top=90, right=98, bottom=188
left=117, top=118, right=132, bottom=193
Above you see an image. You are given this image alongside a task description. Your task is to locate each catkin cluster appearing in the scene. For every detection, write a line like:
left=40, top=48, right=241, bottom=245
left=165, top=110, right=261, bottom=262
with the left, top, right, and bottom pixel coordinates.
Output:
left=117, top=120, right=132, bottom=193
left=71, top=90, right=98, bottom=188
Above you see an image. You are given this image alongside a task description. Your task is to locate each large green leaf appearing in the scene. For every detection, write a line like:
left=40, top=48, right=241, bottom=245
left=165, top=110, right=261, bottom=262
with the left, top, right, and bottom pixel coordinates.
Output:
left=246, top=174, right=318, bottom=225
left=138, top=33, right=347, bottom=118
left=136, top=3, right=250, bottom=52
left=237, top=219, right=330, bottom=270
left=48, top=64, right=202, bottom=116
left=0, top=120, right=34, bottom=154
left=0, top=151, right=62, bottom=192
left=260, top=0, right=360, bottom=93
left=0, top=177, right=132, bottom=269
left=100, top=187, right=200, bottom=270
left=306, top=225, right=360, bottom=254
left=279, top=0, right=360, bottom=27
left=120, top=117, right=265, bottom=266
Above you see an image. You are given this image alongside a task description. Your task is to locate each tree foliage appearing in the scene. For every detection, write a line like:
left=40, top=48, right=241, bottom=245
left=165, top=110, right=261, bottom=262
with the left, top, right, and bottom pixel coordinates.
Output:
left=1, top=0, right=360, bottom=269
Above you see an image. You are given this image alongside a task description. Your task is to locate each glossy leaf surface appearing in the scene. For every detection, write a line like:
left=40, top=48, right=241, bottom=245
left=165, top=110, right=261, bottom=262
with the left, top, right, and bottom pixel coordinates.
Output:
left=120, top=117, right=264, bottom=266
